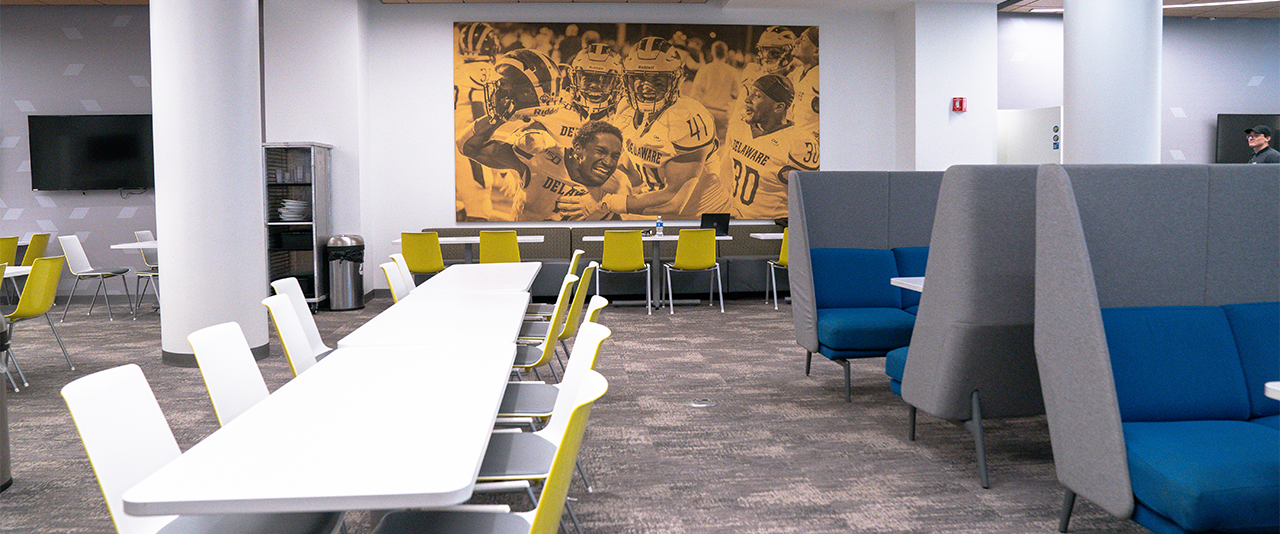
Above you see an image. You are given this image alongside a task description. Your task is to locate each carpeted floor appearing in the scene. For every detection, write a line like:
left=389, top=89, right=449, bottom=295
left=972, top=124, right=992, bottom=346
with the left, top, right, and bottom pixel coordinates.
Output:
left=0, top=294, right=1149, bottom=533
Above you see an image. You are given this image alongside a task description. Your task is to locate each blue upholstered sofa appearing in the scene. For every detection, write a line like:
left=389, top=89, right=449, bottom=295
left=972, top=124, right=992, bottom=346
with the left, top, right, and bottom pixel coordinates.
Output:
left=808, top=246, right=927, bottom=401
left=1100, top=303, right=1278, bottom=534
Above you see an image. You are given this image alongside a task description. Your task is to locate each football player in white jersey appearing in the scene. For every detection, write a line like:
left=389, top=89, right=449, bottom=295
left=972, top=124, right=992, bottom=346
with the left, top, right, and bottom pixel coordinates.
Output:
left=560, top=36, right=727, bottom=220
left=458, top=48, right=627, bottom=221
left=789, top=26, right=819, bottom=134
left=519, top=42, right=625, bottom=149
left=453, top=22, right=501, bottom=221
left=726, top=74, right=819, bottom=220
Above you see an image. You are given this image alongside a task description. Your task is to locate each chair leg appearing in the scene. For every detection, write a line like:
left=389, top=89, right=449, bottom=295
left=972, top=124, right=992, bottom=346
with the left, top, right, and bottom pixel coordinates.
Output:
left=574, top=459, right=594, bottom=492
left=908, top=404, right=917, bottom=441
left=840, top=359, right=851, bottom=402
left=89, top=278, right=106, bottom=319
left=805, top=350, right=812, bottom=376
left=1058, top=489, right=1076, bottom=532
left=565, top=498, right=584, bottom=534
left=4, top=347, right=27, bottom=390
left=118, top=274, right=135, bottom=317
left=61, top=277, right=82, bottom=322
left=769, top=265, right=777, bottom=309
left=644, top=265, right=652, bottom=315
left=964, top=390, right=989, bottom=489
left=557, top=340, right=570, bottom=373
left=666, top=266, right=674, bottom=315
left=715, top=265, right=724, bottom=313
left=45, top=313, right=73, bottom=370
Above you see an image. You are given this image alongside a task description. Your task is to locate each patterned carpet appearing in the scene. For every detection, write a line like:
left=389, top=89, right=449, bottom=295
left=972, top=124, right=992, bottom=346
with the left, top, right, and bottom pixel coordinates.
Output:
left=0, top=294, right=1150, bottom=533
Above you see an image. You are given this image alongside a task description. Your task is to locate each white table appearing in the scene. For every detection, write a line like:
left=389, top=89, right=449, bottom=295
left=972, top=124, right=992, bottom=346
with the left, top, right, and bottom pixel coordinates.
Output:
left=748, top=232, right=784, bottom=241
left=394, top=235, right=545, bottom=263
left=122, top=343, right=517, bottom=515
left=412, top=262, right=541, bottom=294
left=1266, top=382, right=1280, bottom=401
left=338, top=290, right=531, bottom=349
left=582, top=233, right=731, bottom=307
left=891, top=277, right=925, bottom=292
left=110, top=240, right=158, bottom=250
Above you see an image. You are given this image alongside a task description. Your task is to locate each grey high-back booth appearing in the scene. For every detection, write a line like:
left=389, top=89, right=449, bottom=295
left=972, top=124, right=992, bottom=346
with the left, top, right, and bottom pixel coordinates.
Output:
left=788, top=170, right=943, bottom=379
left=1034, top=164, right=1279, bottom=530
left=900, top=165, right=1043, bottom=489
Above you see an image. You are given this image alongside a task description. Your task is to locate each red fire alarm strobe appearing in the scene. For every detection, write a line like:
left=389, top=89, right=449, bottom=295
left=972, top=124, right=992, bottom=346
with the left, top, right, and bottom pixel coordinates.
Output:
left=951, top=97, right=967, bottom=112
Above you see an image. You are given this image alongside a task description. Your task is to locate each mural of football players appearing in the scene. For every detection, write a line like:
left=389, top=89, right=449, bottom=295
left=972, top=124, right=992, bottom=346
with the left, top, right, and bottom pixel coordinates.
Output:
left=458, top=49, right=627, bottom=221
left=725, top=74, right=819, bottom=220
left=522, top=42, right=625, bottom=150
left=789, top=26, right=819, bottom=134
left=565, top=36, right=727, bottom=220
left=454, top=22, right=501, bottom=221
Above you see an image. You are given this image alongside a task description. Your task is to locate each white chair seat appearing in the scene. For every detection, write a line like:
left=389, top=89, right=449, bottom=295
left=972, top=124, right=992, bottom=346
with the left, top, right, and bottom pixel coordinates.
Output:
left=497, top=382, right=557, bottom=418
left=478, top=432, right=556, bottom=480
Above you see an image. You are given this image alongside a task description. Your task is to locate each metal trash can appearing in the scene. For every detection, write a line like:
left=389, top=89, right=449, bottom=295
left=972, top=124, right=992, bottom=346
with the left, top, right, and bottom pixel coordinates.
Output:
left=326, top=235, right=364, bottom=311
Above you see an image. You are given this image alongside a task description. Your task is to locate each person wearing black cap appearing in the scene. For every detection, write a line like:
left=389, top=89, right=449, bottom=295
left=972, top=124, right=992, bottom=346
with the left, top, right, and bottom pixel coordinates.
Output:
left=1246, top=125, right=1280, bottom=164
left=724, top=73, right=820, bottom=220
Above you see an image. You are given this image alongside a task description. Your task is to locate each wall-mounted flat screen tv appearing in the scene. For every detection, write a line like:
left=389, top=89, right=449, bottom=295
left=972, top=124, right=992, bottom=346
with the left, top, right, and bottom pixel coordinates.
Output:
left=28, top=114, right=154, bottom=191
left=1216, top=113, right=1280, bottom=164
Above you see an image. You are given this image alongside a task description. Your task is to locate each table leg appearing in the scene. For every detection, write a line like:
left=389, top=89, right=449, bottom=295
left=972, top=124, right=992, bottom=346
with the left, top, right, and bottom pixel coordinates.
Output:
left=651, top=240, right=661, bottom=309
left=464, top=243, right=475, bottom=263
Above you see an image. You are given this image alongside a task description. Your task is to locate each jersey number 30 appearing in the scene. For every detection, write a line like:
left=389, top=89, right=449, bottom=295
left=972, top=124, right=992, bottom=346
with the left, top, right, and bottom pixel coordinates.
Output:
left=731, top=159, right=760, bottom=206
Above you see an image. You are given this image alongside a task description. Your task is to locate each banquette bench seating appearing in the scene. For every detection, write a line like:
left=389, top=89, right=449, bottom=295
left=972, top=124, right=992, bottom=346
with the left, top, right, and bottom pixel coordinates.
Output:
left=788, top=170, right=943, bottom=401
left=1034, top=163, right=1280, bottom=534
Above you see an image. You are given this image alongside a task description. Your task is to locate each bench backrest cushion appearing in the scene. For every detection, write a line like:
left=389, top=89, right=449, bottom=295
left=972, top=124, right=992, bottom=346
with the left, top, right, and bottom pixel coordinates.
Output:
left=1223, top=302, right=1280, bottom=420
left=1101, top=306, right=1250, bottom=423
left=811, top=248, right=901, bottom=310
left=891, top=246, right=929, bottom=310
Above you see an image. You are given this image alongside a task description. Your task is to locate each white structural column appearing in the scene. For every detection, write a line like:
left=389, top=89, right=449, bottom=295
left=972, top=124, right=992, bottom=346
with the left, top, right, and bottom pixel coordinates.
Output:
left=1063, top=0, right=1162, bottom=163
left=150, top=0, right=269, bottom=365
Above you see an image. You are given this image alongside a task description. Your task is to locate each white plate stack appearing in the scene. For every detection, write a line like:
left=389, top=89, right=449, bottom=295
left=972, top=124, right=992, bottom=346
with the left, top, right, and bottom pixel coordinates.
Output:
left=279, top=199, right=310, bottom=222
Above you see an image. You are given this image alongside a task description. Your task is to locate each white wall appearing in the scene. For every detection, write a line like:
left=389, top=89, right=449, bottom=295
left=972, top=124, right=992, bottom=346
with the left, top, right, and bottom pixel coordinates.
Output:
left=997, top=106, right=1062, bottom=164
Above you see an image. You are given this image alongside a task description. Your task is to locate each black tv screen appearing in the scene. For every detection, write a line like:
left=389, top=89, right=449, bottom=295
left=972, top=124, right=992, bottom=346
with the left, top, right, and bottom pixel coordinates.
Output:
left=1216, top=113, right=1280, bottom=164
left=28, top=114, right=154, bottom=191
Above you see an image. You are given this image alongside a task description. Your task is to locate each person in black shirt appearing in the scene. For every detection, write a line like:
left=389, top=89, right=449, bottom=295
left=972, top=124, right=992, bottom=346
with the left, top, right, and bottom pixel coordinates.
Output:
left=1246, top=125, right=1280, bottom=164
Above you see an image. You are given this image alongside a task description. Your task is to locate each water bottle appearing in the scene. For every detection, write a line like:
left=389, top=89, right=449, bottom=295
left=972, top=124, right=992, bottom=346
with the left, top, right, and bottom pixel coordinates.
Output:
left=655, top=216, right=664, bottom=236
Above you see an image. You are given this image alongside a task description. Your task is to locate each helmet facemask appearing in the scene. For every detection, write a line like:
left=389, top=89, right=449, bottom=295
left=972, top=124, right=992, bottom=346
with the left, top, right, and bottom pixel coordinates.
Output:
left=572, top=70, right=622, bottom=116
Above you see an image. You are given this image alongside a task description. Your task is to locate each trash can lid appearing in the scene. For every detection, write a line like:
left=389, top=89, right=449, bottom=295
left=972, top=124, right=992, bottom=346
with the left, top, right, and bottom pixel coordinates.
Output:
left=327, top=235, right=364, bottom=247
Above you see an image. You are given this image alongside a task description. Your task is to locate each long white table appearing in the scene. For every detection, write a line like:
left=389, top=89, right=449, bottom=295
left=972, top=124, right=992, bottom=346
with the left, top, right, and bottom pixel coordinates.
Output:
left=337, top=290, right=531, bottom=349
left=412, top=262, right=541, bottom=294
left=122, top=343, right=517, bottom=515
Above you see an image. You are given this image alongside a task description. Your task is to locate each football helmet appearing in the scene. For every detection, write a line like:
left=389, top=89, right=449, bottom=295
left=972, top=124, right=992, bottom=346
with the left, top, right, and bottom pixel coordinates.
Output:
left=622, top=36, right=683, bottom=115
left=483, top=48, right=563, bottom=122
left=457, top=22, right=501, bottom=62
left=569, top=43, right=623, bottom=117
left=755, top=26, right=797, bottom=75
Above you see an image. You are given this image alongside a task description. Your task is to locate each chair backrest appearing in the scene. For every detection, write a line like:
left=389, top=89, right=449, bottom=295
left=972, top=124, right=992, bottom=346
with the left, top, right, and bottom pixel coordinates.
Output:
left=601, top=230, right=645, bottom=272
left=528, top=370, right=608, bottom=534
left=187, top=322, right=271, bottom=426
left=673, top=228, right=717, bottom=270
left=380, top=262, right=409, bottom=303
left=62, top=364, right=181, bottom=534
left=0, top=236, right=17, bottom=268
left=8, top=255, right=65, bottom=320
left=526, top=274, right=577, bottom=369
left=263, top=294, right=321, bottom=376
left=700, top=212, right=730, bottom=236
left=134, top=231, right=158, bottom=269
left=558, top=262, right=598, bottom=342
left=21, top=232, right=50, bottom=266
left=566, top=248, right=585, bottom=278
left=584, top=295, right=609, bottom=324
left=552, top=323, right=611, bottom=420
left=270, top=277, right=330, bottom=355
left=57, top=235, right=95, bottom=274
left=390, top=254, right=415, bottom=291
left=777, top=228, right=789, bottom=266
left=400, top=232, right=444, bottom=274
left=479, top=230, right=520, bottom=263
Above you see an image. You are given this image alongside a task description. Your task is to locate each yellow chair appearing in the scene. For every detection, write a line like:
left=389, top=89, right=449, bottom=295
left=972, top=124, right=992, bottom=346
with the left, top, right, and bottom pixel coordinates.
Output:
left=596, top=230, right=651, bottom=314
left=133, top=230, right=160, bottom=315
left=512, top=274, right=576, bottom=381
left=20, top=232, right=49, bottom=266
left=664, top=228, right=724, bottom=314
left=5, top=256, right=71, bottom=391
left=767, top=228, right=789, bottom=310
left=556, top=261, right=598, bottom=358
left=479, top=230, right=520, bottom=263
left=0, top=236, right=17, bottom=268
left=527, top=249, right=584, bottom=319
left=400, top=232, right=445, bottom=282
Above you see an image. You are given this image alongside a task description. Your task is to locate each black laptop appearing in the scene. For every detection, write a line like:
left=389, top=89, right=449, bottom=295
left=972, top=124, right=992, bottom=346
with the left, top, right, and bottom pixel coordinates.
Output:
left=700, top=213, right=731, bottom=236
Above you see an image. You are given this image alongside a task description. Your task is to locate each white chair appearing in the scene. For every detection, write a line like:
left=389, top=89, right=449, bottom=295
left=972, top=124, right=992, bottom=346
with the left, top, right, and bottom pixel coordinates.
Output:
left=263, top=294, right=325, bottom=376
left=133, top=230, right=160, bottom=317
left=380, top=261, right=411, bottom=303
left=61, top=364, right=344, bottom=534
left=390, top=253, right=416, bottom=293
left=271, top=277, right=332, bottom=358
left=59, top=234, right=133, bottom=321
left=187, top=322, right=270, bottom=427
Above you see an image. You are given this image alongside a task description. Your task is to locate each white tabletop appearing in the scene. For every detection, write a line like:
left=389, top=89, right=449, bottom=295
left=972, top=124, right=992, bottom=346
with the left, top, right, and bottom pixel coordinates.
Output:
left=411, top=262, right=541, bottom=294
left=338, top=290, right=531, bottom=349
left=110, top=240, right=158, bottom=250
left=122, top=344, right=517, bottom=515
left=581, top=234, right=732, bottom=242
left=392, top=236, right=545, bottom=245
left=748, top=232, right=784, bottom=240
left=1267, top=381, right=1280, bottom=401
left=2, top=265, right=31, bottom=279
left=891, top=277, right=925, bottom=292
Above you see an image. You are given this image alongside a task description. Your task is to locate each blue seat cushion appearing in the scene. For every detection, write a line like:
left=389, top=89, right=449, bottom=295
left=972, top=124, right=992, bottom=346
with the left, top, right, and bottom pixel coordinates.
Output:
left=885, top=346, right=909, bottom=396
left=810, top=248, right=902, bottom=309
left=902, top=305, right=919, bottom=316
left=817, top=307, right=916, bottom=353
left=1222, top=302, right=1280, bottom=419
left=1102, top=306, right=1250, bottom=422
left=1251, top=415, right=1280, bottom=431
left=891, top=246, right=929, bottom=310
left=1124, top=420, right=1279, bottom=533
